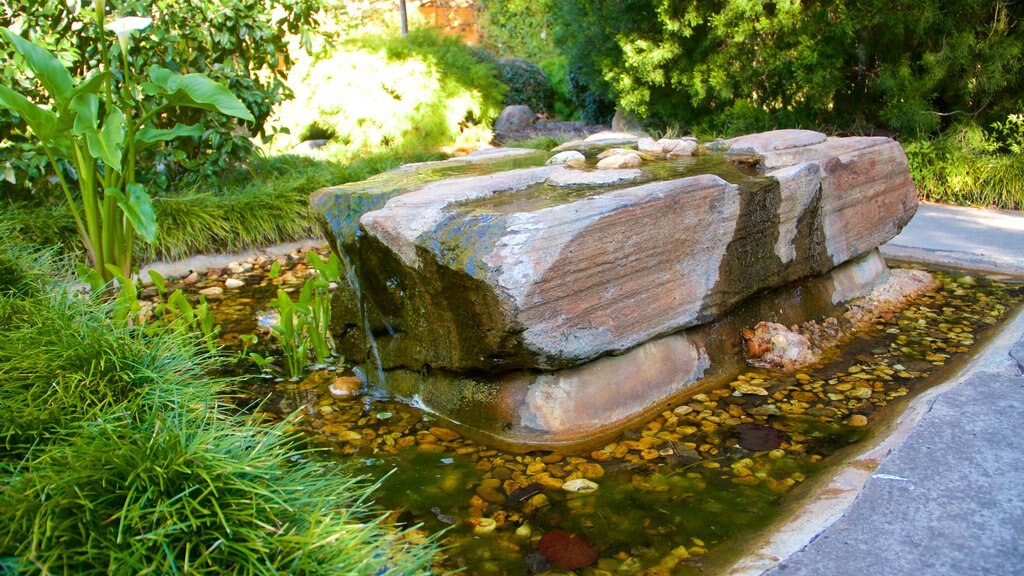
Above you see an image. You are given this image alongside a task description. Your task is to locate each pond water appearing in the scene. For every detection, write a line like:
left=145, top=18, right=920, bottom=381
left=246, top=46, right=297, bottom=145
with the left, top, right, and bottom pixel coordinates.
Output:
left=182, top=249, right=1023, bottom=575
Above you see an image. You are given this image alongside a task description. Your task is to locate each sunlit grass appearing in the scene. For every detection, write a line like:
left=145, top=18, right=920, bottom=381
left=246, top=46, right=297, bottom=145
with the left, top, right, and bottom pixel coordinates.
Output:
left=905, top=130, right=1024, bottom=210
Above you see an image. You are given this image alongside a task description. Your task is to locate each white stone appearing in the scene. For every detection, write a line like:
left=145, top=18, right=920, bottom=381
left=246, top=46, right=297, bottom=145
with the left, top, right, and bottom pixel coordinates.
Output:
left=665, top=140, right=698, bottom=157
left=637, top=137, right=662, bottom=154
left=596, top=152, right=642, bottom=169
left=546, top=151, right=586, bottom=166
left=225, top=278, right=245, bottom=289
left=562, top=478, right=599, bottom=493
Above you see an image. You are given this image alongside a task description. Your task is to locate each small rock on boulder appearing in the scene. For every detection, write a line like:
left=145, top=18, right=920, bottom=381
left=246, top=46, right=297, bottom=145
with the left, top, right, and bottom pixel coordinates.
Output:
left=638, top=137, right=698, bottom=157
left=596, top=151, right=642, bottom=169
left=546, top=150, right=586, bottom=167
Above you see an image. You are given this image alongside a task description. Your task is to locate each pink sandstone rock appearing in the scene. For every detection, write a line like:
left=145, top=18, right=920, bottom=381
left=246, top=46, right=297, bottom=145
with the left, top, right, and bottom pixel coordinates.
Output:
left=315, top=130, right=917, bottom=374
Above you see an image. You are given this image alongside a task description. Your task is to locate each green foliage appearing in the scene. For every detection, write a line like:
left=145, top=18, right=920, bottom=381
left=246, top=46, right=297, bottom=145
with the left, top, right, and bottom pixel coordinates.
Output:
left=479, top=0, right=560, bottom=63
left=478, top=0, right=578, bottom=118
left=905, top=120, right=1024, bottom=210
left=272, top=27, right=503, bottom=153
left=272, top=28, right=505, bottom=155
left=0, top=0, right=322, bottom=194
left=501, top=135, right=570, bottom=151
left=267, top=252, right=342, bottom=378
left=0, top=12, right=253, bottom=283
left=1, top=405, right=437, bottom=575
left=0, top=234, right=439, bottom=573
left=538, top=56, right=578, bottom=120
left=552, top=0, right=1024, bottom=135
left=495, top=57, right=554, bottom=114
left=0, top=227, right=58, bottom=298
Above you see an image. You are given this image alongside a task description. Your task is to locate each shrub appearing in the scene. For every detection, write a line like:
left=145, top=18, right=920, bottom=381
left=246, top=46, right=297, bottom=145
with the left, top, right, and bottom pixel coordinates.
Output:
left=906, top=120, right=1024, bottom=210
left=272, top=28, right=505, bottom=155
left=479, top=0, right=560, bottom=64
left=496, top=57, right=554, bottom=114
left=551, top=0, right=1024, bottom=136
left=567, top=65, right=615, bottom=125
left=538, top=56, right=578, bottom=120
left=0, top=403, right=438, bottom=574
left=0, top=0, right=322, bottom=195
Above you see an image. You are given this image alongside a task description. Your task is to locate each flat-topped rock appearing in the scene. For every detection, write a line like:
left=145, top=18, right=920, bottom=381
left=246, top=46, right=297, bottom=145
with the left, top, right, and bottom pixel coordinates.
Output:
left=313, top=131, right=917, bottom=374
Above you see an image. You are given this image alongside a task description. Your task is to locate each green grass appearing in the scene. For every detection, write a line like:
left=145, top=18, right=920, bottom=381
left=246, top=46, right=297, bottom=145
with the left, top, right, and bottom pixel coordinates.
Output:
left=1, top=149, right=445, bottom=266
left=0, top=235, right=439, bottom=574
left=906, top=135, right=1024, bottom=210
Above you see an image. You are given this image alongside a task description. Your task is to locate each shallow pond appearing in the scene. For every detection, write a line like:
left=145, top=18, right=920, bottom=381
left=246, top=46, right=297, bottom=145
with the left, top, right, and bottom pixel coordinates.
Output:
left=180, top=250, right=1022, bottom=575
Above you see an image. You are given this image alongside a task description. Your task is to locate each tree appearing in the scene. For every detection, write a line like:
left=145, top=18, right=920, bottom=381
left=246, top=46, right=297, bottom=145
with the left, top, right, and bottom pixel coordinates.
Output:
left=552, top=0, right=1024, bottom=135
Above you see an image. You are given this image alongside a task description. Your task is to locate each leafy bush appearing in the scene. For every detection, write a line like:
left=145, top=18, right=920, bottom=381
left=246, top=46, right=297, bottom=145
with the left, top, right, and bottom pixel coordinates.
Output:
left=0, top=0, right=322, bottom=195
left=567, top=65, right=615, bottom=124
left=906, top=120, right=1024, bottom=210
left=0, top=235, right=439, bottom=574
left=479, top=0, right=560, bottom=63
left=538, top=56, right=578, bottom=120
left=496, top=57, right=554, bottom=114
left=1, top=12, right=256, bottom=283
left=552, top=0, right=1024, bottom=136
left=272, top=28, right=505, bottom=154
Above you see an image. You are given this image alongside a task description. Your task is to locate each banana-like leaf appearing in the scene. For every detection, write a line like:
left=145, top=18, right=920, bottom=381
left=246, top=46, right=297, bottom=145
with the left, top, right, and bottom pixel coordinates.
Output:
left=135, top=123, right=204, bottom=151
left=0, top=84, right=58, bottom=138
left=0, top=28, right=73, bottom=105
left=106, top=183, right=158, bottom=243
left=70, top=93, right=99, bottom=136
left=146, top=65, right=255, bottom=122
left=86, top=105, right=125, bottom=170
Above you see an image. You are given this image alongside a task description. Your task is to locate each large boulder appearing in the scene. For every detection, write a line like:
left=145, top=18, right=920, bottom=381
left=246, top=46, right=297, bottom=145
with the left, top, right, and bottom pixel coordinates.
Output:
left=380, top=250, right=891, bottom=447
left=312, top=130, right=916, bottom=374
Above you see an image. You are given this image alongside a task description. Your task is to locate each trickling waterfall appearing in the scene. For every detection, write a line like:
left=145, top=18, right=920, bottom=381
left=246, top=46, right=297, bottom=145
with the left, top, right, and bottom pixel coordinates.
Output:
left=338, top=242, right=388, bottom=387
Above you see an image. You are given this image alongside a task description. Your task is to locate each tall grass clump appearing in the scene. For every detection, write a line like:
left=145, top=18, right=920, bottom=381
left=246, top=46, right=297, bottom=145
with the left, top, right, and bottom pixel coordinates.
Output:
left=2, top=148, right=444, bottom=265
left=905, top=120, right=1024, bottom=210
left=0, top=235, right=439, bottom=574
left=0, top=399, right=438, bottom=574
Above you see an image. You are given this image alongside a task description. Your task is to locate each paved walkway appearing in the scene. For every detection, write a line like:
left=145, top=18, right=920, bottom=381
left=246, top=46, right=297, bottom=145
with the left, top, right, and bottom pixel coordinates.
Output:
left=880, top=202, right=1024, bottom=276
left=757, top=203, right=1024, bottom=575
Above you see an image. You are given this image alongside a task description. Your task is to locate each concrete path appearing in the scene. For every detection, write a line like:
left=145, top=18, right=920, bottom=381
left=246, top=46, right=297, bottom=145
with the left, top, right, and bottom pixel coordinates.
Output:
left=748, top=203, right=1024, bottom=575
left=880, top=202, right=1024, bottom=276
left=765, top=354, right=1024, bottom=575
